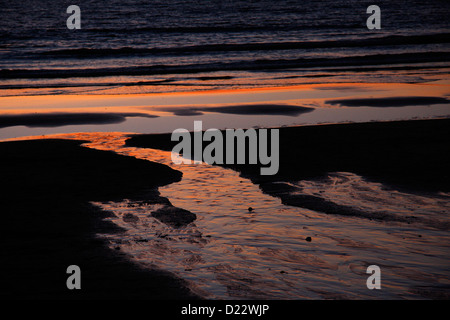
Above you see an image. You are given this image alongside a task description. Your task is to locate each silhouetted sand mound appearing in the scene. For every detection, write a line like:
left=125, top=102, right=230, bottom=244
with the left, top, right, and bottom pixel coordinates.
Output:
left=0, top=139, right=198, bottom=299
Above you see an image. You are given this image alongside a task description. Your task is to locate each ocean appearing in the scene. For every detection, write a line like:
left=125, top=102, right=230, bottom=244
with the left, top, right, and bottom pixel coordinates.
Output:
left=1, top=0, right=449, bottom=96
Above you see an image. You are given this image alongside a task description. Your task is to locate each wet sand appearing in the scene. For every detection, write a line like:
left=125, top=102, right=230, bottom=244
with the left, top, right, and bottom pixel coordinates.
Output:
left=1, top=83, right=449, bottom=141
left=127, top=118, right=450, bottom=193
left=0, top=139, right=199, bottom=299
left=127, top=118, right=450, bottom=223
left=2, top=118, right=449, bottom=299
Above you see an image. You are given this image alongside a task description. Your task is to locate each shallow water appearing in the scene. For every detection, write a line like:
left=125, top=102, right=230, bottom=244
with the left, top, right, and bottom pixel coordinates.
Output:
left=1, top=82, right=450, bottom=141
left=31, top=131, right=449, bottom=299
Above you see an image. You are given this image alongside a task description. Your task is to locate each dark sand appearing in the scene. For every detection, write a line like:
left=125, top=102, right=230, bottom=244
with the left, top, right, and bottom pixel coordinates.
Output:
left=127, top=118, right=450, bottom=222
left=156, top=104, right=314, bottom=117
left=325, top=96, right=450, bottom=107
left=0, top=139, right=199, bottom=299
left=0, top=112, right=157, bottom=129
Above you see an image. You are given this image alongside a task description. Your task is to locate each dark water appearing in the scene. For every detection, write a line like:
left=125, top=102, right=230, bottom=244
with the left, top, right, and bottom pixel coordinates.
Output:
left=0, top=0, right=449, bottom=95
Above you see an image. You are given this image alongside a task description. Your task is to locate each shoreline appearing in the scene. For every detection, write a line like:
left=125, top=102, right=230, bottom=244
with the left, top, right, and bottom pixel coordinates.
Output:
left=0, top=139, right=200, bottom=299
left=126, top=118, right=450, bottom=193
left=1, top=81, right=449, bottom=142
left=126, top=118, right=450, bottom=226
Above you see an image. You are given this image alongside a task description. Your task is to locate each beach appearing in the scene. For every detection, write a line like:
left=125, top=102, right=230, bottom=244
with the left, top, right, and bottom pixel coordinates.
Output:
left=1, top=117, right=449, bottom=299
left=1, top=0, right=449, bottom=302
left=127, top=118, right=450, bottom=217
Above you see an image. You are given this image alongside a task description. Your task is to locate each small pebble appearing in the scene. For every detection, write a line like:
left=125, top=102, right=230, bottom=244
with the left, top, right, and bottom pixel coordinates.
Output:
left=248, top=207, right=253, bottom=212
left=305, top=236, right=312, bottom=242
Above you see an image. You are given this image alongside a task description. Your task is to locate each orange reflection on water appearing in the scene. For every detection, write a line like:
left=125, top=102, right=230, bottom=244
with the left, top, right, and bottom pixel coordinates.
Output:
left=2, top=82, right=449, bottom=116
left=17, top=131, right=449, bottom=299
